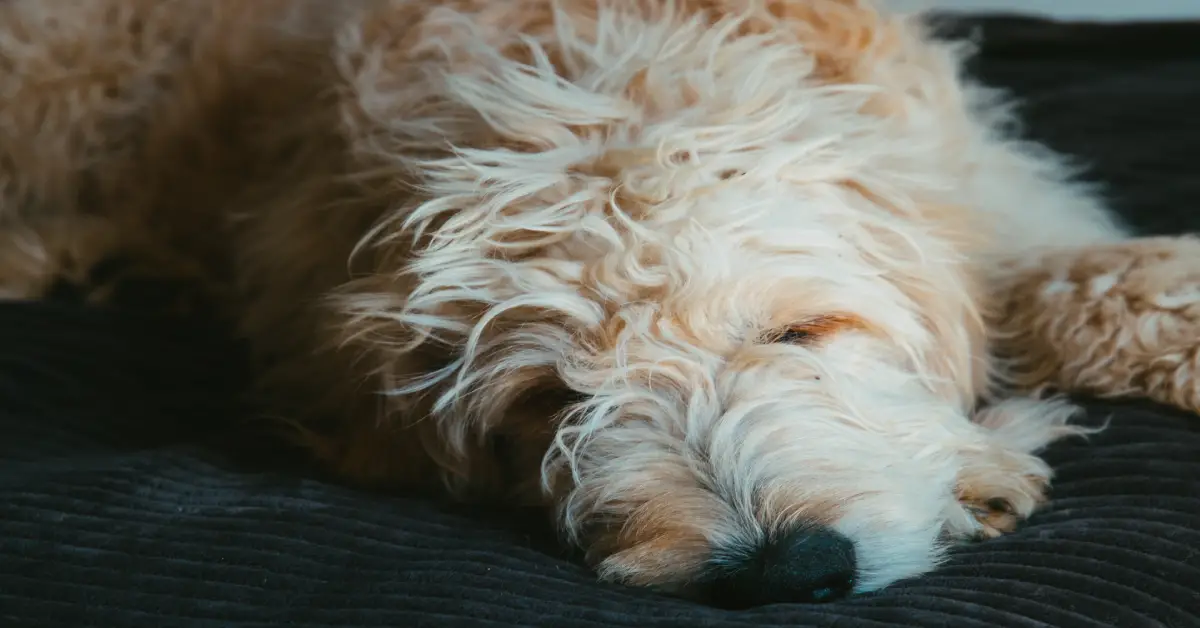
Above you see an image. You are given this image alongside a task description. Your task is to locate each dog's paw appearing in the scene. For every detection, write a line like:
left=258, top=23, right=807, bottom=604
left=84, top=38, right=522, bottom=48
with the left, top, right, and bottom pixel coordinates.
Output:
left=952, top=449, right=1051, bottom=541
left=73, top=249, right=217, bottom=317
left=957, top=473, right=1048, bottom=539
left=0, top=216, right=217, bottom=317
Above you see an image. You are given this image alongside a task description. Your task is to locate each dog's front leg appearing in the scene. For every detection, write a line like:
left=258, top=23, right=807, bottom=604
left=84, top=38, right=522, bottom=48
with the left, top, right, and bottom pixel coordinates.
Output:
left=991, top=236, right=1200, bottom=414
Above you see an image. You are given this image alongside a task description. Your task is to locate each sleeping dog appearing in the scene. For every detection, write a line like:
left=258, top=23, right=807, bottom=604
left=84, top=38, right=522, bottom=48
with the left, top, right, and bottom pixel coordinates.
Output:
left=2, top=0, right=1196, bottom=607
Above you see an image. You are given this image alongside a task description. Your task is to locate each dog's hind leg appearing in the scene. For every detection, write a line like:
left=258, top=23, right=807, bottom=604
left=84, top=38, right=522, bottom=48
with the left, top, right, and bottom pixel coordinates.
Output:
left=0, top=0, right=351, bottom=316
left=0, top=0, right=222, bottom=313
left=991, top=236, right=1200, bottom=415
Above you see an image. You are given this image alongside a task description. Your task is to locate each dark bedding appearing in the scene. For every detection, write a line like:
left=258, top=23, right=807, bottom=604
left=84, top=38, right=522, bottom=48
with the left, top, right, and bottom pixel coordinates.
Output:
left=2, top=15, right=1200, bottom=628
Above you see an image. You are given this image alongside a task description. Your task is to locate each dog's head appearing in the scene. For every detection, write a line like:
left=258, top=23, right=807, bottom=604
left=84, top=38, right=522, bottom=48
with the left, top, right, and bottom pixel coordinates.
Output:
left=334, top=0, right=1068, bottom=606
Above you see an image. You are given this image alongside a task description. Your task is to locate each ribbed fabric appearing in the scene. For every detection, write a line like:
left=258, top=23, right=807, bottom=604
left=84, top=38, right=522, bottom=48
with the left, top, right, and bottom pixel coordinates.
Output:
left=2, top=15, right=1199, bottom=628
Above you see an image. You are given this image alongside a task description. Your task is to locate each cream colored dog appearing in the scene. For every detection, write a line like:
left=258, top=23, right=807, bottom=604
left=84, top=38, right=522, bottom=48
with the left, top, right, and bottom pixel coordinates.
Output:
left=2, top=0, right=1196, bottom=607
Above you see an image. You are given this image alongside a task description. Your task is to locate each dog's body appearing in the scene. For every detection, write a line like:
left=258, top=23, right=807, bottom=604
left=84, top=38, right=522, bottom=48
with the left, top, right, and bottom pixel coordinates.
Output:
left=3, top=0, right=1197, bottom=606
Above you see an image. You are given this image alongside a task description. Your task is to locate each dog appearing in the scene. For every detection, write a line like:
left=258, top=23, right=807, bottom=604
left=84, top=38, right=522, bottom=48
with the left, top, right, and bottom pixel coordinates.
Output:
left=2, top=0, right=1197, bottom=608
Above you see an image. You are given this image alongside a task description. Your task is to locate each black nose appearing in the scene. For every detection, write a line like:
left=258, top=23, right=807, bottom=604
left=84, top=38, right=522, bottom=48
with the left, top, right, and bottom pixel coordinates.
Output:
left=706, top=526, right=857, bottom=608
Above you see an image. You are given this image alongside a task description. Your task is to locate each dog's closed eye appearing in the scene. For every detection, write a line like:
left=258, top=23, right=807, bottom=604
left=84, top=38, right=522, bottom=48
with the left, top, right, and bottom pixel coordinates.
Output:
left=774, top=327, right=814, bottom=344
left=766, top=315, right=862, bottom=345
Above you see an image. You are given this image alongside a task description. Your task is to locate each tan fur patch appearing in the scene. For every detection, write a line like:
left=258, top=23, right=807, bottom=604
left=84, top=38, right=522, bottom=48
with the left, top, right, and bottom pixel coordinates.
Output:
left=996, top=237, right=1200, bottom=413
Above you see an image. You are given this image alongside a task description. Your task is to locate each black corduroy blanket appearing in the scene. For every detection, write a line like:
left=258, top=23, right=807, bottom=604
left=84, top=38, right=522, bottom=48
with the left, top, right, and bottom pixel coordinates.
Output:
left=2, top=15, right=1200, bottom=628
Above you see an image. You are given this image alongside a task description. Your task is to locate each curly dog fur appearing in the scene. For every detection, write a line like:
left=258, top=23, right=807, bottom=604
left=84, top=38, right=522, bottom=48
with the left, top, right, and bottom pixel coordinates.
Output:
left=2, top=0, right=1196, bottom=606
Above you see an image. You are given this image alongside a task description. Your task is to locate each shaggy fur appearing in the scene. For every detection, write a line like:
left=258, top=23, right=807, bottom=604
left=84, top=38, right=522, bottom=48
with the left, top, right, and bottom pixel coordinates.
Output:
left=2, top=0, right=1196, bottom=602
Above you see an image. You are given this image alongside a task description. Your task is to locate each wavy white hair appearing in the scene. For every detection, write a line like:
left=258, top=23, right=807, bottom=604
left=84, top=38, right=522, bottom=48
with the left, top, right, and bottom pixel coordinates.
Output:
left=318, top=0, right=1114, bottom=597
left=0, top=0, right=1136, bottom=605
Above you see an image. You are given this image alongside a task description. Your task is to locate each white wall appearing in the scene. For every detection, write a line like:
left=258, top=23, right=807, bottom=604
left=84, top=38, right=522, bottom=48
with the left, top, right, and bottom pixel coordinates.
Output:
left=888, top=0, right=1200, bottom=21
